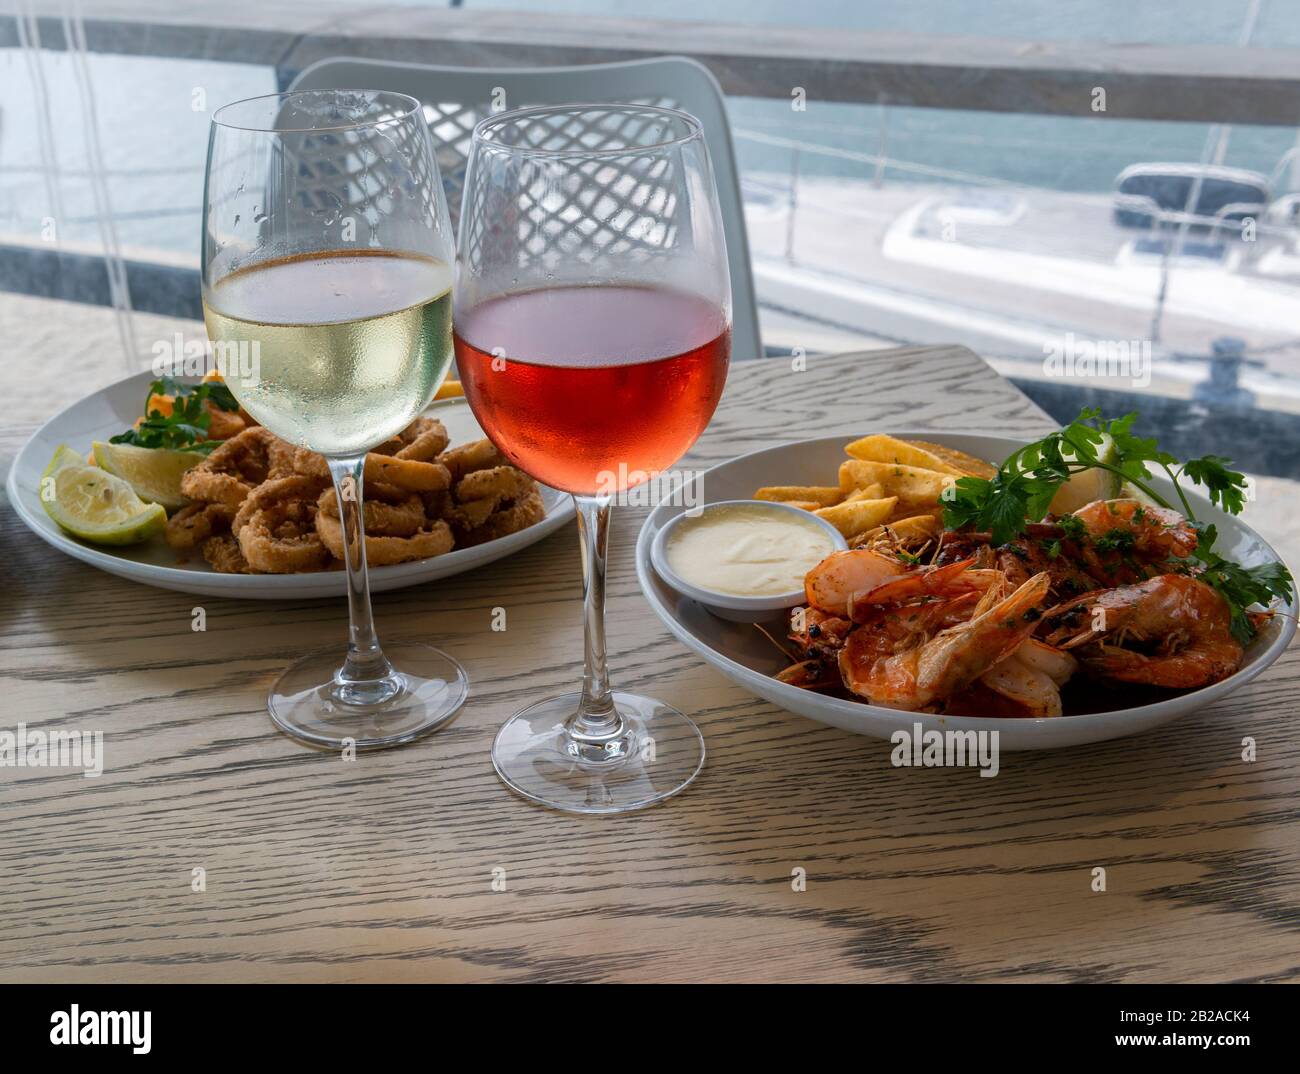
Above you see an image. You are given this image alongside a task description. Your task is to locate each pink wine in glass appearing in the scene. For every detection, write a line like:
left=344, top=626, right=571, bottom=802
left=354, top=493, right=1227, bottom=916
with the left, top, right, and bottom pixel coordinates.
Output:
left=454, top=284, right=730, bottom=494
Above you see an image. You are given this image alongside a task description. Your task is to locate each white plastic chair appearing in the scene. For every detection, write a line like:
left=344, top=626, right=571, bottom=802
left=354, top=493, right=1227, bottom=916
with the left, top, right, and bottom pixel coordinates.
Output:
left=289, top=56, right=762, bottom=361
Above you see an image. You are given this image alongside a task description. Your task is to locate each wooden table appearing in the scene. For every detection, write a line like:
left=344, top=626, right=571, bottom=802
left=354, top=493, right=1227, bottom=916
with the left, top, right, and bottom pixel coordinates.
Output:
left=3, top=323, right=1298, bottom=983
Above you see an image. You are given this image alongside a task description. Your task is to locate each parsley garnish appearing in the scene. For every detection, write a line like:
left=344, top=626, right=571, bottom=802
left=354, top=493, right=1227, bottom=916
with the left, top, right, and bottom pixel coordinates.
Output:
left=1094, top=528, right=1136, bottom=554
left=109, top=377, right=238, bottom=454
left=941, top=408, right=1293, bottom=641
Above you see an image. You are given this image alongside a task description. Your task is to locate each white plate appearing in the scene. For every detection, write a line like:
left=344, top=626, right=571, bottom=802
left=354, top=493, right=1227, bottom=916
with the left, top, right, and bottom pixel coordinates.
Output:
left=7, top=370, right=572, bottom=600
left=636, top=432, right=1297, bottom=750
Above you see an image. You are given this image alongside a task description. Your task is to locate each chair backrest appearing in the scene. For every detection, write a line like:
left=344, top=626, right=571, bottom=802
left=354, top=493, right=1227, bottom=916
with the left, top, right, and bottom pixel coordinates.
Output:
left=289, top=56, right=761, bottom=361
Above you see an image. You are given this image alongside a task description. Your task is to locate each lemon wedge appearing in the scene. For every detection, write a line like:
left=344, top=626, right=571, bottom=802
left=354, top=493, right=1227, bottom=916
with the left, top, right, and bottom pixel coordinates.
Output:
left=92, top=441, right=205, bottom=510
left=43, top=443, right=89, bottom=478
left=1048, top=432, right=1122, bottom=515
left=41, top=458, right=166, bottom=545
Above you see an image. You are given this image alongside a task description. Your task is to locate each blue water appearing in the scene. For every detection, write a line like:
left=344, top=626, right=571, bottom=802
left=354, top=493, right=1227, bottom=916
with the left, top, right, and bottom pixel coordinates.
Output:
left=457, top=0, right=1299, bottom=44
left=1, top=1, right=1296, bottom=256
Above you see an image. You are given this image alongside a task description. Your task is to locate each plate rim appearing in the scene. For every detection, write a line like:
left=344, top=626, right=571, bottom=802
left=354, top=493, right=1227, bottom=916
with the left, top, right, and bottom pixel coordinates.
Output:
left=635, top=430, right=1297, bottom=735
left=7, top=369, right=573, bottom=595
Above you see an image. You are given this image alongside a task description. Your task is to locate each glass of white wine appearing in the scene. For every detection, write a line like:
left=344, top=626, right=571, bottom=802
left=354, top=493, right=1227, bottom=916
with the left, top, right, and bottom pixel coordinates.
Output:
left=202, top=89, right=466, bottom=749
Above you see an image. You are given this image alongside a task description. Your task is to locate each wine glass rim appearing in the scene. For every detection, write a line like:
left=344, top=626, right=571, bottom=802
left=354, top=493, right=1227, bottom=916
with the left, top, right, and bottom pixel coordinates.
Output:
left=210, top=89, right=424, bottom=133
left=471, top=103, right=704, bottom=157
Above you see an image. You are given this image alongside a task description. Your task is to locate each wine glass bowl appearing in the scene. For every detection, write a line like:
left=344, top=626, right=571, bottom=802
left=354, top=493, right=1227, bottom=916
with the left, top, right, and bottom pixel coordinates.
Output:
left=203, top=89, right=468, bottom=749
left=454, top=104, right=731, bottom=812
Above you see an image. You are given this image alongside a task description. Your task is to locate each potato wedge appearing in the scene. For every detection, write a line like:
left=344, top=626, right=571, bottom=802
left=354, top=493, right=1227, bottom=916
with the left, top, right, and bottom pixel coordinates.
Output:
left=813, top=496, right=897, bottom=538
left=838, top=459, right=955, bottom=508
left=904, top=439, right=998, bottom=480
left=886, top=513, right=942, bottom=539
left=853, top=513, right=942, bottom=549
left=843, top=482, right=885, bottom=502
left=844, top=434, right=965, bottom=476
left=887, top=501, right=944, bottom=524
left=754, top=485, right=843, bottom=507
left=778, top=500, right=823, bottom=512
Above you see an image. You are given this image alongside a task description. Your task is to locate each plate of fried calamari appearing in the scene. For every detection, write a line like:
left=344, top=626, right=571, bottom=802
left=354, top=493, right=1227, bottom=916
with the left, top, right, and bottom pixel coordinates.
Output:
left=637, top=414, right=1296, bottom=748
left=8, top=371, right=571, bottom=599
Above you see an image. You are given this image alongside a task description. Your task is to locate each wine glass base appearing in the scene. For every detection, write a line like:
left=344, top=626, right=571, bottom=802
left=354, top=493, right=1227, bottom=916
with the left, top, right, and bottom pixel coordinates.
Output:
left=268, top=641, right=468, bottom=750
left=492, top=691, right=705, bottom=814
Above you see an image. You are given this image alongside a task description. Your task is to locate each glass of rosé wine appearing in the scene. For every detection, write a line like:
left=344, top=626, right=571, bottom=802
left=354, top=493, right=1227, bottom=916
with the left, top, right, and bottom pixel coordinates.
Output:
left=455, top=104, right=731, bottom=813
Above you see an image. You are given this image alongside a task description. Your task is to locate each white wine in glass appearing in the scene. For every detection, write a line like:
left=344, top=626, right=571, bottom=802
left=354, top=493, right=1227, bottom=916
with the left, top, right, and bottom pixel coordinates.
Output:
left=203, top=90, right=466, bottom=749
left=204, top=251, right=453, bottom=457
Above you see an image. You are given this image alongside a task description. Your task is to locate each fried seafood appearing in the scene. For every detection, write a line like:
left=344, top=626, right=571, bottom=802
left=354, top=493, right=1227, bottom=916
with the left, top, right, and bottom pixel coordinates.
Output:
left=447, top=466, right=537, bottom=531
left=166, top=420, right=541, bottom=573
left=231, top=475, right=328, bottom=536
left=314, top=511, right=454, bottom=566
left=455, top=464, right=536, bottom=505
left=291, top=445, right=452, bottom=493
left=1040, top=573, right=1243, bottom=689
left=316, top=486, right=427, bottom=537
left=201, top=534, right=250, bottom=574
left=437, top=438, right=506, bottom=483
left=165, top=501, right=235, bottom=552
left=394, top=417, right=450, bottom=461
left=454, top=489, right=546, bottom=547
left=236, top=482, right=332, bottom=574
left=180, top=427, right=297, bottom=509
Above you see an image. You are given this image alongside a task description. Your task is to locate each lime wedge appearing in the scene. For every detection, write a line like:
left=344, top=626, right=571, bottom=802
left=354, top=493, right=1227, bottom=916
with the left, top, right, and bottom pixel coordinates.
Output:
left=1048, top=432, right=1122, bottom=515
left=92, top=441, right=206, bottom=510
left=41, top=462, right=166, bottom=545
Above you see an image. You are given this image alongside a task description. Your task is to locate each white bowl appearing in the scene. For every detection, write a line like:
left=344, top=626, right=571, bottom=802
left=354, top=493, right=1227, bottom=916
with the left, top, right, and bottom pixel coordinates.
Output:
left=649, top=499, right=848, bottom=622
left=6, top=370, right=573, bottom=600
left=635, top=431, right=1296, bottom=750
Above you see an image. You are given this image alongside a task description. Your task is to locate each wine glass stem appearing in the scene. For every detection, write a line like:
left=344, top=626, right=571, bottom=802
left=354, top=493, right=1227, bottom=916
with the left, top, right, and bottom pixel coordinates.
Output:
left=568, top=494, right=624, bottom=742
left=328, top=456, right=394, bottom=692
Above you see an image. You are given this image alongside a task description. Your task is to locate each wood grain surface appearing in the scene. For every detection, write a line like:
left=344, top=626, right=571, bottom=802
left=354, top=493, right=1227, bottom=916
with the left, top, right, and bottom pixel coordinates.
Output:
left=2, top=312, right=1297, bottom=983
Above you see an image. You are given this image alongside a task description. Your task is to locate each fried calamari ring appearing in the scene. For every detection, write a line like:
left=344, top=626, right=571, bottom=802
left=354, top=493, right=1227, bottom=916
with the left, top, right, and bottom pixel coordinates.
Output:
left=202, top=534, right=250, bottom=574
left=181, top=427, right=298, bottom=508
left=455, top=465, right=537, bottom=505
left=419, top=488, right=452, bottom=521
left=455, top=490, right=546, bottom=547
left=445, top=496, right=497, bottom=530
left=366, top=454, right=451, bottom=492
left=437, top=438, right=505, bottom=483
left=314, top=512, right=454, bottom=565
left=315, top=487, right=427, bottom=537
left=395, top=417, right=449, bottom=461
left=291, top=446, right=451, bottom=492
left=237, top=494, right=331, bottom=573
left=231, top=475, right=328, bottom=537
left=165, top=502, right=234, bottom=551
left=446, top=466, right=539, bottom=530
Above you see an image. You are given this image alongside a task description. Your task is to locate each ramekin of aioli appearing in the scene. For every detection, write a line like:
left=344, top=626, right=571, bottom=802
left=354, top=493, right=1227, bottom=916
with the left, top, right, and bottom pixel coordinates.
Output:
left=650, top=500, right=848, bottom=621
